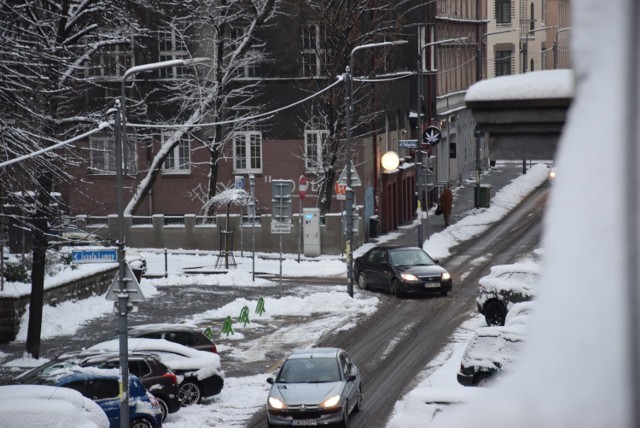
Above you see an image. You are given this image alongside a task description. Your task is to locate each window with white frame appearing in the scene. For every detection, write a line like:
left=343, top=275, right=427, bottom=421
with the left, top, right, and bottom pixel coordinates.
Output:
left=495, top=0, right=511, bottom=24
left=162, top=133, right=191, bottom=173
left=88, top=133, right=136, bottom=175
left=304, top=129, right=329, bottom=172
left=233, top=131, right=262, bottom=173
left=87, top=41, right=134, bottom=78
left=302, top=24, right=324, bottom=77
left=158, top=29, right=188, bottom=78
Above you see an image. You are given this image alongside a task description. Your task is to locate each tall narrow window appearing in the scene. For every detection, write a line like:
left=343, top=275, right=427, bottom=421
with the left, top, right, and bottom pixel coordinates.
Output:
left=233, top=131, right=262, bottom=173
left=158, top=29, right=188, bottom=78
left=302, top=25, right=324, bottom=77
left=89, top=133, right=136, bottom=175
left=305, top=130, right=329, bottom=172
left=530, top=3, right=535, bottom=31
left=162, top=133, right=191, bottom=173
left=495, top=50, right=512, bottom=76
left=495, top=0, right=511, bottom=24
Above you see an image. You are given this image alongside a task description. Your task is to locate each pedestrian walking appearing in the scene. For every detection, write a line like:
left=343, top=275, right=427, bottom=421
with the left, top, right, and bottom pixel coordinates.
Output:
left=439, top=185, right=453, bottom=227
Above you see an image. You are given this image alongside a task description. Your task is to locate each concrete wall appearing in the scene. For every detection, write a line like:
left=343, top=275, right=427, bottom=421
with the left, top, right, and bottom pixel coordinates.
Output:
left=0, top=267, right=117, bottom=344
left=76, top=210, right=365, bottom=255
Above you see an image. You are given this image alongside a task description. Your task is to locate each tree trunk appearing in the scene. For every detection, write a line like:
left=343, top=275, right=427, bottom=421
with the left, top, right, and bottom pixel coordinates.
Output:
left=204, top=133, right=222, bottom=218
left=25, top=172, right=53, bottom=359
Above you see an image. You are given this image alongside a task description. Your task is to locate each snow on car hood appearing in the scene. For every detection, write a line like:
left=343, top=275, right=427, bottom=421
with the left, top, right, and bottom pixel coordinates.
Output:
left=271, top=381, right=342, bottom=406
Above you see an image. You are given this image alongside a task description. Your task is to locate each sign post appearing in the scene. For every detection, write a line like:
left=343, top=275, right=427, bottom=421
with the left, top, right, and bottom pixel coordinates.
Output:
left=297, top=176, right=308, bottom=263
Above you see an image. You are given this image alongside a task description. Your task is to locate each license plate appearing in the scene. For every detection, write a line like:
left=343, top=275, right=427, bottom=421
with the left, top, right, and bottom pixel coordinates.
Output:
left=293, top=420, right=317, bottom=426
left=424, top=282, right=440, bottom=288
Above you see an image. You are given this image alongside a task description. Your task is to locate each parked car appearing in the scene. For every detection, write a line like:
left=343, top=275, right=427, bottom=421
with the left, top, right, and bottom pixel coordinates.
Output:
left=125, top=248, right=147, bottom=280
left=127, top=323, right=217, bottom=354
left=456, top=324, right=527, bottom=387
left=0, top=384, right=110, bottom=428
left=88, top=338, right=224, bottom=405
left=26, top=370, right=163, bottom=428
left=266, top=347, right=363, bottom=428
left=476, top=261, right=540, bottom=325
left=95, top=323, right=217, bottom=354
left=353, top=245, right=452, bottom=297
left=14, top=351, right=180, bottom=422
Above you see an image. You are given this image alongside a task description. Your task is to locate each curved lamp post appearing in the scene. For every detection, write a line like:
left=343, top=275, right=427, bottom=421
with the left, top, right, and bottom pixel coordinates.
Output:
left=114, top=57, right=208, bottom=427
left=345, top=40, right=407, bottom=298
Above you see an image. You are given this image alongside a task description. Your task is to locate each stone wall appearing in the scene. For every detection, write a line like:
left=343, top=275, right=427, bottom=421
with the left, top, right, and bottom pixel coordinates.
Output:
left=0, top=267, right=117, bottom=344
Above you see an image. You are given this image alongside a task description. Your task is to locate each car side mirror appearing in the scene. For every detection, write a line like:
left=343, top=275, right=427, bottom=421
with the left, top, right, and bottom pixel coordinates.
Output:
left=347, top=374, right=356, bottom=382
left=433, top=259, right=440, bottom=264
left=267, top=377, right=274, bottom=384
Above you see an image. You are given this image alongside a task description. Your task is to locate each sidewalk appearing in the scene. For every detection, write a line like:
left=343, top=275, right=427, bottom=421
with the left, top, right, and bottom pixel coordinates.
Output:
left=380, top=161, right=528, bottom=248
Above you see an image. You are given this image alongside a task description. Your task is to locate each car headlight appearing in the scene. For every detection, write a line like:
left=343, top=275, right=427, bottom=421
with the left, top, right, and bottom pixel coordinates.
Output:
left=400, top=273, right=419, bottom=282
left=268, top=396, right=286, bottom=410
left=320, top=395, right=340, bottom=408
left=441, top=272, right=451, bottom=281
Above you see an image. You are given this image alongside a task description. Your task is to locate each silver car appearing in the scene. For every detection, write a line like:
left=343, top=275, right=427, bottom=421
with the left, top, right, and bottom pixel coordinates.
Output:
left=266, top=348, right=363, bottom=427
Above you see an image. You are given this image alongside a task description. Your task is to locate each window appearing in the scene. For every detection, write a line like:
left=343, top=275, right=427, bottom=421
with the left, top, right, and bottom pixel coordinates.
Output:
left=304, top=129, right=328, bottom=172
left=495, top=50, right=512, bottom=76
left=158, top=29, right=188, bottom=78
left=87, top=42, right=134, bottom=78
left=495, top=0, right=511, bottom=24
left=233, top=131, right=262, bottom=173
left=89, top=133, right=136, bottom=175
left=231, top=27, right=261, bottom=78
left=302, top=24, right=325, bottom=77
left=530, top=3, right=535, bottom=31
left=90, top=379, right=119, bottom=400
left=162, top=133, right=191, bottom=173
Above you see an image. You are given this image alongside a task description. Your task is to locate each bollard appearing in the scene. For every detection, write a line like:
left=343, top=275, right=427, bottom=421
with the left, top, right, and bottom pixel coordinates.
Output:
left=222, top=316, right=234, bottom=336
left=238, top=306, right=251, bottom=326
left=255, top=297, right=266, bottom=316
left=164, top=248, right=168, bottom=278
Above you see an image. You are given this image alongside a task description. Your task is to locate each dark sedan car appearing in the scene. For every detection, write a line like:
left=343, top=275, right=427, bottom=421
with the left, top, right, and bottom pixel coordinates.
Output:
left=353, top=245, right=452, bottom=297
left=266, top=347, right=362, bottom=428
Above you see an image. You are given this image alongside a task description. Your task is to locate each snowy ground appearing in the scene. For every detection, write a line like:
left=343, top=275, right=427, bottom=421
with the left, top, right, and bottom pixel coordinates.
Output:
left=0, top=162, right=550, bottom=427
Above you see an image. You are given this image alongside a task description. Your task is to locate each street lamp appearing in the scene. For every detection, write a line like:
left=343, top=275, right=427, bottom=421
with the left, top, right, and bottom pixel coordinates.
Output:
left=416, top=37, right=468, bottom=246
left=553, top=27, right=572, bottom=69
left=115, top=57, right=208, bottom=427
left=522, top=26, right=557, bottom=73
left=345, top=39, right=407, bottom=298
left=474, top=28, right=518, bottom=208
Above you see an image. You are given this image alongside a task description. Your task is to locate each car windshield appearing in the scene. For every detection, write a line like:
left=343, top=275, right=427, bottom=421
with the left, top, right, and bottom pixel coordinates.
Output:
left=389, top=249, right=434, bottom=267
left=276, top=358, right=341, bottom=383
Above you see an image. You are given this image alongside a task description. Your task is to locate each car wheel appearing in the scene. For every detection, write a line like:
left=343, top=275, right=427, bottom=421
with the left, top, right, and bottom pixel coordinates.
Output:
left=391, top=279, right=402, bottom=297
left=339, top=399, right=349, bottom=428
left=440, top=288, right=448, bottom=297
left=179, top=380, right=202, bottom=406
left=156, top=397, right=169, bottom=422
left=484, top=300, right=507, bottom=326
left=130, top=418, right=153, bottom=428
left=357, top=272, right=368, bottom=290
left=354, top=385, right=363, bottom=412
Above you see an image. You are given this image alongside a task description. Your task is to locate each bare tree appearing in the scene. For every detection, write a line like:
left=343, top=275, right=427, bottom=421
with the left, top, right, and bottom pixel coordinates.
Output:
left=123, top=0, right=280, bottom=216
left=0, top=0, right=142, bottom=358
left=288, top=0, right=411, bottom=214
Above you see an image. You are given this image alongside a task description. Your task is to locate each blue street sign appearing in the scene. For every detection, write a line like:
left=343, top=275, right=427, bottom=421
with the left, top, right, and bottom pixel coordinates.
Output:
left=72, top=248, right=117, bottom=263
left=399, top=139, right=418, bottom=148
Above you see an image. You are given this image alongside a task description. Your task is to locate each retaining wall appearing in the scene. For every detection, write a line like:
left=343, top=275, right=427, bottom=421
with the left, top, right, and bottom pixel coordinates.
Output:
left=0, top=267, right=117, bottom=344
